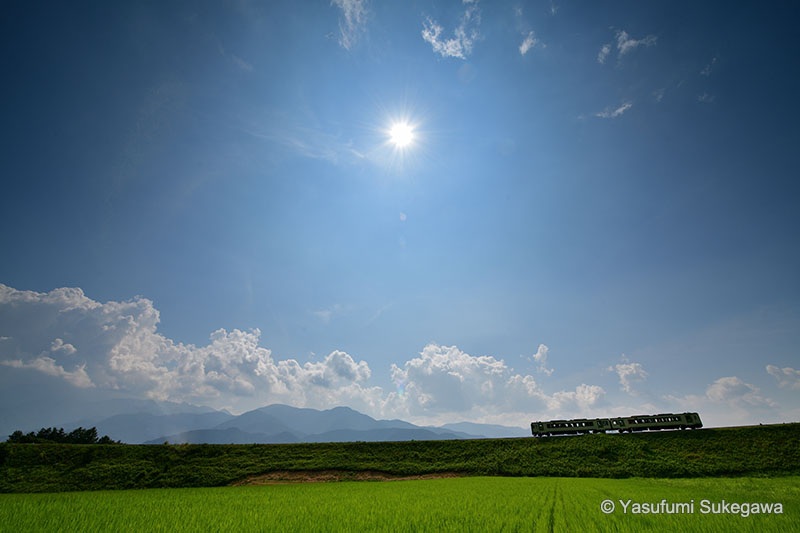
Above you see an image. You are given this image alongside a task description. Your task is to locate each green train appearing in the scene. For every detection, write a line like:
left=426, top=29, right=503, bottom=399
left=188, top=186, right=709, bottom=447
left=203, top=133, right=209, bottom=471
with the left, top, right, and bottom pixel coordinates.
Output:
left=530, top=412, right=702, bottom=437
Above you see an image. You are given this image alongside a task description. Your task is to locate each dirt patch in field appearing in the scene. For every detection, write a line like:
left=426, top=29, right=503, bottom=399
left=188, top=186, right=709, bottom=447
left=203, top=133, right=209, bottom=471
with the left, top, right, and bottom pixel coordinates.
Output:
left=232, top=470, right=467, bottom=486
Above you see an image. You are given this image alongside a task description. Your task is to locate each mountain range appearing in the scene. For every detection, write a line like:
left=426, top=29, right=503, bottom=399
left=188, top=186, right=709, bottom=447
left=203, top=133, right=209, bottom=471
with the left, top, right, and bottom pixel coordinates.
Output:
left=51, top=403, right=530, bottom=444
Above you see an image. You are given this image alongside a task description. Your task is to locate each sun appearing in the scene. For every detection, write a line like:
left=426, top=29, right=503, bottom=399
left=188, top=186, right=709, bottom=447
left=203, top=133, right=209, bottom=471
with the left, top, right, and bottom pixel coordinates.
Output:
left=389, top=122, right=414, bottom=148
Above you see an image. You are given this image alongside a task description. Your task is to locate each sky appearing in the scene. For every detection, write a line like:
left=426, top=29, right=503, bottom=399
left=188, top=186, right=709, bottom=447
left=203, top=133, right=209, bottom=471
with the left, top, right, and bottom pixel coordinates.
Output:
left=1, top=0, right=799, bottom=429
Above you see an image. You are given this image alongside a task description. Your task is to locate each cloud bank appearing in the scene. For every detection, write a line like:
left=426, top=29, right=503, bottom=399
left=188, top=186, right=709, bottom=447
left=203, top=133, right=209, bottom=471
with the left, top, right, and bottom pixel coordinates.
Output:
left=0, top=283, right=793, bottom=427
left=0, top=283, right=608, bottom=423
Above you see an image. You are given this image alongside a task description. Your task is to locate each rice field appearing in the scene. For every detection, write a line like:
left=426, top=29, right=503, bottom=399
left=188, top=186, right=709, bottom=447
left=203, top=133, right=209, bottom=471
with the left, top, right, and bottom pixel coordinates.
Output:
left=1, top=476, right=797, bottom=532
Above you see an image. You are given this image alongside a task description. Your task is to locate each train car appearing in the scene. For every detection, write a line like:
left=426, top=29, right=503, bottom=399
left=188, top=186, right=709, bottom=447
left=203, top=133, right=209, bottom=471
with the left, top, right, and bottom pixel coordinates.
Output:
left=530, top=417, right=611, bottom=436
left=611, top=412, right=702, bottom=433
left=531, top=412, right=702, bottom=437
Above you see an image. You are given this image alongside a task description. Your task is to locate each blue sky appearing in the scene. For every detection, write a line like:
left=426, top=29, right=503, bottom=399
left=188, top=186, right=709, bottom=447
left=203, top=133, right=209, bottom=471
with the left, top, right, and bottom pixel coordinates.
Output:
left=1, top=0, right=799, bottom=427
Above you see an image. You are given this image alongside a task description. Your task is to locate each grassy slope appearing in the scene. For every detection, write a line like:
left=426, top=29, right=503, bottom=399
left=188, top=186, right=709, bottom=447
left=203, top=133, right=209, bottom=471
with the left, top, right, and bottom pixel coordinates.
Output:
left=1, top=424, right=798, bottom=493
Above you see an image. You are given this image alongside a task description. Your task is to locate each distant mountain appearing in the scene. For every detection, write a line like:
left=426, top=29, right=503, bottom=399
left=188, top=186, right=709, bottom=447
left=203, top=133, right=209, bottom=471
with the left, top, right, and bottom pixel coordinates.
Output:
left=88, top=411, right=235, bottom=444
left=144, top=428, right=299, bottom=445
left=233, top=405, right=419, bottom=435
left=50, top=403, right=531, bottom=445
left=439, top=422, right=530, bottom=439
left=213, top=409, right=298, bottom=436
left=145, top=425, right=470, bottom=445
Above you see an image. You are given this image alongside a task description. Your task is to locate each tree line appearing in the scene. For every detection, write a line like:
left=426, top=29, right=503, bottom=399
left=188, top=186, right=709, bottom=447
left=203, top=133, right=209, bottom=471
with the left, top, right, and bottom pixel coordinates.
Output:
left=6, top=426, right=120, bottom=444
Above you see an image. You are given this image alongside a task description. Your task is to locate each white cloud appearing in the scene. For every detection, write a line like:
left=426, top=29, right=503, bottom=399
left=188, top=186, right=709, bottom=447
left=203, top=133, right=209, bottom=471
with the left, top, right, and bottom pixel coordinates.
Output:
left=332, top=0, right=368, bottom=50
left=653, top=88, right=666, bottom=102
left=767, top=365, right=800, bottom=389
left=705, top=376, right=774, bottom=407
left=597, top=43, right=611, bottom=64
left=548, top=384, right=605, bottom=410
left=615, top=30, right=657, bottom=56
left=519, top=31, right=539, bottom=55
left=609, top=362, right=647, bottom=393
left=0, top=283, right=380, bottom=413
left=0, top=284, right=627, bottom=423
left=389, top=343, right=604, bottom=420
left=700, top=57, right=717, bottom=76
left=526, top=343, right=553, bottom=376
left=594, top=101, right=633, bottom=118
left=421, top=1, right=481, bottom=60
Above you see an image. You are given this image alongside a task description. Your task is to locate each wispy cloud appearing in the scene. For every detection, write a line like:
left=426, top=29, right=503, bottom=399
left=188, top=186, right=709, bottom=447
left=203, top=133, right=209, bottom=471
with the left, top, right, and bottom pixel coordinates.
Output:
left=767, top=365, right=800, bottom=389
left=313, top=304, right=343, bottom=324
left=519, top=31, right=539, bottom=55
left=332, top=0, right=368, bottom=50
left=697, top=92, right=715, bottom=104
left=421, top=1, right=481, bottom=60
left=653, top=88, right=666, bottom=102
left=608, top=362, right=648, bottom=393
left=616, top=29, right=657, bottom=56
left=597, top=43, right=611, bottom=64
left=238, top=109, right=364, bottom=166
left=2, top=357, right=93, bottom=388
left=230, top=54, right=254, bottom=72
left=594, top=101, right=633, bottom=118
left=700, top=56, right=717, bottom=76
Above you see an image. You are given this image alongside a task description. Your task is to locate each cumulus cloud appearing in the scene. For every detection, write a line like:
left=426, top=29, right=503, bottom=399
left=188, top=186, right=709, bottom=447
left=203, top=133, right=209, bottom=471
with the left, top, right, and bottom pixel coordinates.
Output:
left=0, top=283, right=379, bottom=413
left=594, top=101, right=632, bottom=118
left=597, top=43, right=611, bottom=64
left=390, top=344, right=523, bottom=413
left=421, top=1, right=481, bottom=60
left=332, top=0, right=368, bottom=50
left=615, top=29, right=657, bottom=56
left=50, top=338, right=76, bottom=355
left=519, top=31, right=539, bottom=55
left=766, top=365, right=800, bottom=389
left=0, top=283, right=607, bottom=422
left=609, top=362, right=648, bottom=393
left=389, top=343, right=604, bottom=420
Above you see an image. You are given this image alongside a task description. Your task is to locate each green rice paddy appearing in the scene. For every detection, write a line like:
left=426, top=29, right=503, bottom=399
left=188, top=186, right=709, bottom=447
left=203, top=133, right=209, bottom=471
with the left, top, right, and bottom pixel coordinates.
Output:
left=1, top=476, right=796, bottom=532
